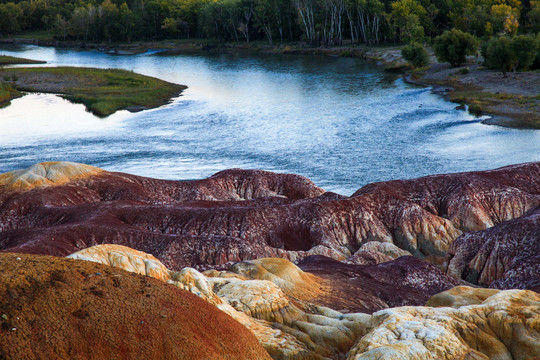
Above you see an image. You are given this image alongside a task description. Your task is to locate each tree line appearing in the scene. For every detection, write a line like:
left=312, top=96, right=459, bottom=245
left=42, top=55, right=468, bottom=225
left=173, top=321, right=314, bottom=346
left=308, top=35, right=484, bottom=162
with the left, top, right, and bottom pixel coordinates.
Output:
left=0, top=0, right=538, bottom=46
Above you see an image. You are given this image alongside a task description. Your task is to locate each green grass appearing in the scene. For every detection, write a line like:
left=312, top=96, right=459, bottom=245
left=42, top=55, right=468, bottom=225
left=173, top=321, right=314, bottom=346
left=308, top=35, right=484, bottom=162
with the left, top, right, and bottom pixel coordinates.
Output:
left=0, top=55, right=46, bottom=66
left=0, top=83, right=21, bottom=107
left=0, top=67, right=186, bottom=117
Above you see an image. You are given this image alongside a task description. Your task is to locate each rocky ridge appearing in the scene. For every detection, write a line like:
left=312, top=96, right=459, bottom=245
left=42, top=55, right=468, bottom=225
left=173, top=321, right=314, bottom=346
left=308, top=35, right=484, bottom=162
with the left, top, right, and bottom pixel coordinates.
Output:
left=0, top=161, right=538, bottom=292
left=69, top=244, right=540, bottom=360
left=444, top=206, right=540, bottom=291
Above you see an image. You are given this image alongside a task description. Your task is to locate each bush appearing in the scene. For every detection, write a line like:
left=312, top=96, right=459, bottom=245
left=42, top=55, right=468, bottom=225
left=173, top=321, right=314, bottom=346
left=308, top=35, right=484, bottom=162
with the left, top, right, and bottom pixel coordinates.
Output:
left=457, top=67, right=470, bottom=74
left=485, top=35, right=539, bottom=75
left=468, top=101, right=483, bottom=116
left=484, top=36, right=515, bottom=76
left=401, top=42, right=429, bottom=67
left=434, top=29, right=479, bottom=67
left=511, top=35, right=539, bottom=71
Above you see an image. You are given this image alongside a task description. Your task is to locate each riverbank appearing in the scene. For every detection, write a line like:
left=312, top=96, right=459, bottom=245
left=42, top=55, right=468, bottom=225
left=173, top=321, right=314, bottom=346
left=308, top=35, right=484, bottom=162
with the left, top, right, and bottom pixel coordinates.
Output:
left=0, top=55, right=46, bottom=66
left=0, top=55, right=39, bottom=107
left=156, top=42, right=540, bottom=129
left=408, top=60, right=540, bottom=129
left=1, top=38, right=538, bottom=128
left=0, top=59, right=186, bottom=116
left=0, top=37, right=408, bottom=67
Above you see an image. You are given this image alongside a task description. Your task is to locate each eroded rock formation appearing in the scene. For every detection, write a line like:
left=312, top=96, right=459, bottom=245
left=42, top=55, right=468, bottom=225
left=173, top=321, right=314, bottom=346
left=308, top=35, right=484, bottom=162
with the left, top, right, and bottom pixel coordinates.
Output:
left=1, top=161, right=538, bottom=274
left=444, top=206, right=540, bottom=291
left=0, top=252, right=270, bottom=360
left=67, top=245, right=540, bottom=360
left=296, top=255, right=459, bottom=313
left=348, top=286, right=540, bottom=360
left=69, top=245, right=367, bottom=359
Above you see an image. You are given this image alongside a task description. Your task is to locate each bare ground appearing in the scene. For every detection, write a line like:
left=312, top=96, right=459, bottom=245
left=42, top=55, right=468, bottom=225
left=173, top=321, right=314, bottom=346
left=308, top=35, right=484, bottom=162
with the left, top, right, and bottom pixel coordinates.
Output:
left=410, top=59, right=540, bottom=129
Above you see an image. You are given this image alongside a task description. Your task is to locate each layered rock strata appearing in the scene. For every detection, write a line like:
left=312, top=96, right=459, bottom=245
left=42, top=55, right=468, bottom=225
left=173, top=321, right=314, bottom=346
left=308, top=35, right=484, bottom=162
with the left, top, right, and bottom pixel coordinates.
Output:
left=444, top=206, right=540, bottom=291
left=69, top=245, right=540, bottom=360
left=1, top=161, right=538, bottom=275
left=70, top=245, right=367, bottom=359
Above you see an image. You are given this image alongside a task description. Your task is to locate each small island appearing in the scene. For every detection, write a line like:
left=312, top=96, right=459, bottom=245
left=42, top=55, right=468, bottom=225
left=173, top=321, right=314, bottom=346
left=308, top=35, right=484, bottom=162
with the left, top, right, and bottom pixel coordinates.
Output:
left=0, top=55, right=186, bottom=116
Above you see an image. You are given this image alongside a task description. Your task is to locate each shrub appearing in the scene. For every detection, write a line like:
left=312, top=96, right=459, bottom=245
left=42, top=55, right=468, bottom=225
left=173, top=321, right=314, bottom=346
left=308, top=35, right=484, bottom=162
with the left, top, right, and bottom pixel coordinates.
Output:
left=401, top=42, right=429, bottom=67
left=484, top=36, right=515, bottom=76
left=485, top=35, right=539, bottom=74
left=468, top=101, right=483, bottom=116
left=511, top=35, right=539, bottom=71
left=457, top=67, right=470, bottom=74
left=434, top=29, right=479, bottom=67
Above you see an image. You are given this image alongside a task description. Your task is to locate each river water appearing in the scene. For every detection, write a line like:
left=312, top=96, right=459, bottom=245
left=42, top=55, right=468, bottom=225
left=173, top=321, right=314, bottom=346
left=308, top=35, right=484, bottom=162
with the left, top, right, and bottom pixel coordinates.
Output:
left=0, top=44, right=539, bottom=195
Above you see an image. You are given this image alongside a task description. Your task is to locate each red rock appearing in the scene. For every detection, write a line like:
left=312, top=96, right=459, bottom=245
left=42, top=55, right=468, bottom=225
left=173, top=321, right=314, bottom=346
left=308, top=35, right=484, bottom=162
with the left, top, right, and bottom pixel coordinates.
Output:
left=0, top=162, right=538, bottom=272
left=444, top=206, right=540, bottom=291
left=297, top=255, right=460, bottom=313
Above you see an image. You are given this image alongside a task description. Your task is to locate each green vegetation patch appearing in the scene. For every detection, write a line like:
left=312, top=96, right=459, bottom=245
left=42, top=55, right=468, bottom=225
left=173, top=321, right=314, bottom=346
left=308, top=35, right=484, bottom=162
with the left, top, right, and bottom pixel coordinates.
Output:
left=0, top=67, right=186, bottom=117
left=0, top=83, right=21, bottom=107
left=0, top=55, right=46, bottom=66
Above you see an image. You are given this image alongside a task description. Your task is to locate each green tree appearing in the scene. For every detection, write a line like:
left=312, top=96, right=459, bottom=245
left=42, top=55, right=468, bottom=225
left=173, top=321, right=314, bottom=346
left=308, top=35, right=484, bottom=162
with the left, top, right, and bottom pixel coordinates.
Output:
left=391, top=0, right=427, bottom=43
left=401, top=42, right=429, bottom=67
left=99, top=0, right=120, bottom=43
left=511, top=35, right=538, bottom=71
left=345, top=0, right=386, bottom=45
left=53, top=14, right=68, bottom=40
left=528, top=0, right=540, bottom=32
left=433, top=28, right=478, bottom=67
left=117, top=3, right=137, bottom=42
left=0, top=2, right=23, bottom=36
left=484, top=36, right=515, bottom=76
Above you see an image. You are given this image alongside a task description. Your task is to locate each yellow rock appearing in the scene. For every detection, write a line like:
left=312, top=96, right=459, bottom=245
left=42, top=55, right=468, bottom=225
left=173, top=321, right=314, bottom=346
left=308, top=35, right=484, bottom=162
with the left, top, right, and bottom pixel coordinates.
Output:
left=228, top=257, right=325, bottom=300
left=347, top=287, right=540, bottom=360
left=68, top=245, right=365, bottom=359
left=0, top=161, right=102, bottom=191
left=68, top=244, right=170, bottom=282
left=425, top=286, right=500, bottom=307
left=68, top=246, right=540, bottom=360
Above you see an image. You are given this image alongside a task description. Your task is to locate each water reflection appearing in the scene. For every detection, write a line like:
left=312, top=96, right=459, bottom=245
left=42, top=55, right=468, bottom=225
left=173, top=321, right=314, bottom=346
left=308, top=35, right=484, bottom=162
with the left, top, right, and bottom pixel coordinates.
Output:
left=0, top=44, right=539, bottom=195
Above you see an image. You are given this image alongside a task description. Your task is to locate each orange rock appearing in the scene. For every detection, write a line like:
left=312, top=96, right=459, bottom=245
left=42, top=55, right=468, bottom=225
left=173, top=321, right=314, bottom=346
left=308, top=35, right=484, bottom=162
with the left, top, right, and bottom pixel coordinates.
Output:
left=0, top=252, right=270, bottom=360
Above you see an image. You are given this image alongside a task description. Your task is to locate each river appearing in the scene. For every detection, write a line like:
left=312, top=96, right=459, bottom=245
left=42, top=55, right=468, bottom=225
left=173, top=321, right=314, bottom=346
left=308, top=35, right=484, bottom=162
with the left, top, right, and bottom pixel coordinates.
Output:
left=1, top=44, right=539, bottom=195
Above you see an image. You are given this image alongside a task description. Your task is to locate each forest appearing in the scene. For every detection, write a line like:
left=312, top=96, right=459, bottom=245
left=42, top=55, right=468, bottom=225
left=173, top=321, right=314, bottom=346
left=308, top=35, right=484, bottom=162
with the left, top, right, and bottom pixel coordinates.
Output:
left=0, top=0, right=538, bottom=47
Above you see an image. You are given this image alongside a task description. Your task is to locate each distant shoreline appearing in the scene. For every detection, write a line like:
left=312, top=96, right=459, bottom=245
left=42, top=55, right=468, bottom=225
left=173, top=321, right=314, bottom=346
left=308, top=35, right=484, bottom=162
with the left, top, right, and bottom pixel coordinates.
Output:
left=1, top=38, right=538, bottom=128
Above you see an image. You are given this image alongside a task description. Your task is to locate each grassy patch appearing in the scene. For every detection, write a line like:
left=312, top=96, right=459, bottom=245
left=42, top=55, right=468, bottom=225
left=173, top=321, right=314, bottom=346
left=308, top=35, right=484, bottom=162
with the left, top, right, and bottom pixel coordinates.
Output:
left=0, top=83, right=21, bottom=107
left=0, top=67, right=186, bottom=117
left=0, top=55, right=46, bottom=66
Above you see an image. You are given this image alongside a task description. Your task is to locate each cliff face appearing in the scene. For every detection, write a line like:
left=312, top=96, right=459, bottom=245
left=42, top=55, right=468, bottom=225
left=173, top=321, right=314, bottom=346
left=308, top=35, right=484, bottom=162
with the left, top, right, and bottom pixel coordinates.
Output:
left=444, top=206, right=540, bottom=291
left=1, top=162, right=539, bottom=279
left=0, top=252, right=270, bottom=360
